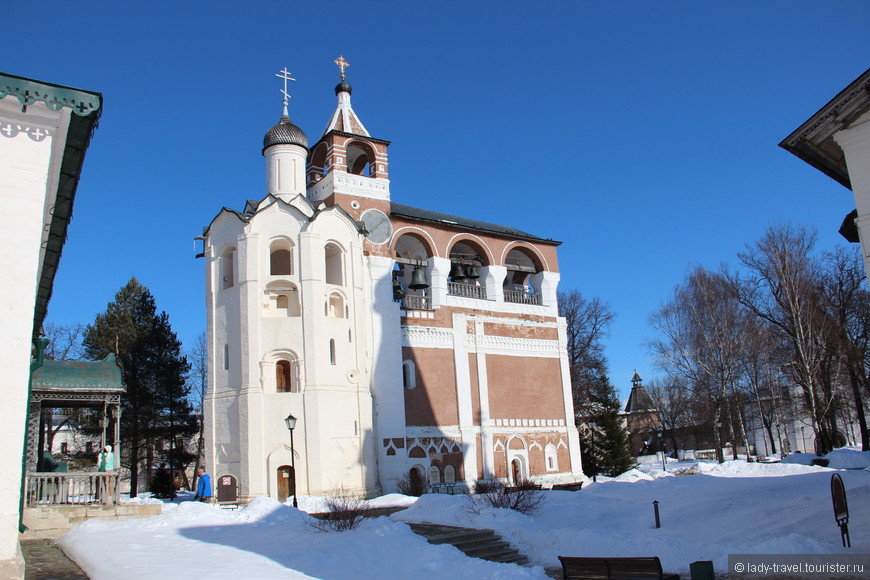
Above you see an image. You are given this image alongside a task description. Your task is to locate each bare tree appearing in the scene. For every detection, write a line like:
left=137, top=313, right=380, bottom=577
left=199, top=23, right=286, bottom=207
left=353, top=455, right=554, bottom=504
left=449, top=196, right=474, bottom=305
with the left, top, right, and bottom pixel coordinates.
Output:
left=43, top=322, right=86, bottom=361
left=187, top=332, right=208, bottom=477
left=646, top=376, right=693, bottom=454
left=732, top=224, right=840, bottom=454
left=649, top=267, right=750, bottom=461
left=557, top=289, right=615, bottom=411
left=819, top=246, right=870, bottom=450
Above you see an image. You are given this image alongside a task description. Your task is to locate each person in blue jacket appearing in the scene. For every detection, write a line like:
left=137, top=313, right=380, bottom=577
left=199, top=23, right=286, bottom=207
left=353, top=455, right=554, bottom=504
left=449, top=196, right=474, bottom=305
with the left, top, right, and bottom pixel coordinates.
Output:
left=194, top=466, right=213, bottom=503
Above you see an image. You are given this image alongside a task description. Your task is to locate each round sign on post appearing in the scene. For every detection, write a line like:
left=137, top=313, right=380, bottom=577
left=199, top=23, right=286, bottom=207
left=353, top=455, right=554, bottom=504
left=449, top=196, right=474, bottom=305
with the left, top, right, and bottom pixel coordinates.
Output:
left=830, top=473, right=850, bottom=548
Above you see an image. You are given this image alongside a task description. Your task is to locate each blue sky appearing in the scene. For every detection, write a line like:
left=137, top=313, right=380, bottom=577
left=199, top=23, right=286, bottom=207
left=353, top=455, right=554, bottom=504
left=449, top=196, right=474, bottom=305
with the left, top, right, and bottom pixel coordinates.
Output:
left=7, top=1, right=868, bottom=400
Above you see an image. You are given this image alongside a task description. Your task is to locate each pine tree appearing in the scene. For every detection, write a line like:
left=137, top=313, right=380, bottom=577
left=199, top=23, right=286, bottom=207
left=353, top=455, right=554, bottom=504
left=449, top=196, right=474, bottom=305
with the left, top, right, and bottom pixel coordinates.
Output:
left=82, top=278, right=194, bottom=497
left=580, top=376, right=635, bottom=477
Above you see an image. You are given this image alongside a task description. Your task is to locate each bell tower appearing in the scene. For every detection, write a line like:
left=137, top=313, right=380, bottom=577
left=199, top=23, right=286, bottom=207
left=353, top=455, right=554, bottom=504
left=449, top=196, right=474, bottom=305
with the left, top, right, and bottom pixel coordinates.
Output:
left=306, top=56, right=391, bottom=213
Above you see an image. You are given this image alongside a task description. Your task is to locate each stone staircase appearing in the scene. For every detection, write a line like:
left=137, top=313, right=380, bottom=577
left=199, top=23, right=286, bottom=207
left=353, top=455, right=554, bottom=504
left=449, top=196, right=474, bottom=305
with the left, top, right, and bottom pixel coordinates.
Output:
left=407, top=523, right=529, bottom=566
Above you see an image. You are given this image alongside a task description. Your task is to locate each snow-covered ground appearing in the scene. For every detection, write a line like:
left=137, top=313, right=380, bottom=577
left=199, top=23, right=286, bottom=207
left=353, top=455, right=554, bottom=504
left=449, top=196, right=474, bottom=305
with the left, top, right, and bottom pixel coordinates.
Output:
left=57, top=451, right=870, bottom=579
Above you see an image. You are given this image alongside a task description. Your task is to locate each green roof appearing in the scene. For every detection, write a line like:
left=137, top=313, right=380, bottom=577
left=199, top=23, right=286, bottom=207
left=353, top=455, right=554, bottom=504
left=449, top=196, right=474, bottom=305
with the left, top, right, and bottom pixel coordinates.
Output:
left=31, top=355, right=124, bottom=393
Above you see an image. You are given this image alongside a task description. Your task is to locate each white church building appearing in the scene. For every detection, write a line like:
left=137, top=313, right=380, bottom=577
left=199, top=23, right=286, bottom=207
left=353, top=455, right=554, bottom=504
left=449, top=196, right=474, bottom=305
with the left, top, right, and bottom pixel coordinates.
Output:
left=201, top=60, right=585, bottom=502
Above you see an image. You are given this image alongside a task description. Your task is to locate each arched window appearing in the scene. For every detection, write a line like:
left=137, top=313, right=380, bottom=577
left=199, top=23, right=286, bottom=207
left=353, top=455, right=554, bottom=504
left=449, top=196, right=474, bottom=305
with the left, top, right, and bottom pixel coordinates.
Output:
left=270, top=245, right=293, bottom=276
left=325, top=242, right=344, bottom=286
left=428, top=465, right=441, bottom=486
left=329, top=339, right=336, bottom=365
left=402, top=360, right=416, bottom=389
left=276, top=295, right=289, bottom=309
left=327, top=293, right=345, bottom=318
left=545, top=443, right=558, bottom=471
left=221, top=248, right=235, bottom=289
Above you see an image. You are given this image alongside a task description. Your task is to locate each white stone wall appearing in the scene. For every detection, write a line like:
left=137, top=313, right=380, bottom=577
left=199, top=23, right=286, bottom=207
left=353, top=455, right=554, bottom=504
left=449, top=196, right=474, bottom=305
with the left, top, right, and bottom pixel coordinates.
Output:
left=834, top=111, right=870, bottom=282
left=0, top=96, right=69, bottom=571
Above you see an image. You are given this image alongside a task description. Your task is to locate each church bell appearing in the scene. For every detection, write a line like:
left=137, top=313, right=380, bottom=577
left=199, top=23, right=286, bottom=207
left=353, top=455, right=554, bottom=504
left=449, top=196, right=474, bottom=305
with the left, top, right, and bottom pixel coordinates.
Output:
left=465, top=265, right=480, bottom=280
left=408, top=267, right=429, bottom=290
left=392, top=276, right=405, bottom=301
left=449, top=261, right=466, bottom=280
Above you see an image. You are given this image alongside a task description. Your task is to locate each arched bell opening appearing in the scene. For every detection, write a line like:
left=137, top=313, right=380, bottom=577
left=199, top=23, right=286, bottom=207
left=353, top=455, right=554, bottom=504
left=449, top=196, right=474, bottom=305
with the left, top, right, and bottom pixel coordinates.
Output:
left=393, top=233, right=434, bottom=310
left=307, top=142, right=329, bottom=184
left=503, top=247, right=543, bottom=305
left=448, top=240, right=489, bottom=299
left=347, top=141, right=377, bottom=177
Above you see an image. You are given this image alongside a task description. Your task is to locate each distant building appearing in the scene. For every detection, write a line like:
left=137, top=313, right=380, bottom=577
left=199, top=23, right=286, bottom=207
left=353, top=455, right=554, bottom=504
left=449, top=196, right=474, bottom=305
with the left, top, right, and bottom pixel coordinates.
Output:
left=622, top=372, right=661, bottom=456
left=201, top=62, right=584, bottom=502
left=780, top=68, right=870, bottom=278
left=0, top=72, right=101, bottom=578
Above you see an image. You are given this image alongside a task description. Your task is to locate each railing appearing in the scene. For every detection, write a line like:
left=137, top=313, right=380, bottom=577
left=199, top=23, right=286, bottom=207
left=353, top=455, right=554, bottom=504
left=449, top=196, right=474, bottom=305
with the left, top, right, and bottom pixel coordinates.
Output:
left=448, top=282, right=487, bottom=300
left=25, top=472, right=119, bottom=506
left=401, top=294, right=433, bottom=311
left=503, top=289, right=541, bottom=305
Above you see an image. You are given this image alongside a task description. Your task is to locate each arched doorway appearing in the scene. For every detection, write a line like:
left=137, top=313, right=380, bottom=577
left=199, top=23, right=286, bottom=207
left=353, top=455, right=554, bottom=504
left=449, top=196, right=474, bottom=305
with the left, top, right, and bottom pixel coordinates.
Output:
left=277, top=465, right=295, bottom=503
left=511, top=459, right=522, bottom=484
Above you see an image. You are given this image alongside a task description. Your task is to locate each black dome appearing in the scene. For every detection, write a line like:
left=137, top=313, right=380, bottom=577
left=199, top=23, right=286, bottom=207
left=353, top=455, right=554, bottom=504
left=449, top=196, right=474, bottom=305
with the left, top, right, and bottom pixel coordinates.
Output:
left=263, top=116, right=308, bottom=151
left=335, top=80, right=352, bottom=95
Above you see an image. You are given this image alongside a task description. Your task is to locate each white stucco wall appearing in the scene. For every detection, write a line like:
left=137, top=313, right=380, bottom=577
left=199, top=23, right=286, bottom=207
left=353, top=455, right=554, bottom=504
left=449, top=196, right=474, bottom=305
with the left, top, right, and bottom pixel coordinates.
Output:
left=834, top=112, right=870, bottom=282
left=0, top=96, right=68, bottom=572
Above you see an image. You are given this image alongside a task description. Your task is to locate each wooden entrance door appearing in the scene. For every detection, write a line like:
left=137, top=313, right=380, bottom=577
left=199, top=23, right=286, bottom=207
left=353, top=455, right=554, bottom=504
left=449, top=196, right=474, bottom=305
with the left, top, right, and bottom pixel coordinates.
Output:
left=277, top=465, right=295, bottom=503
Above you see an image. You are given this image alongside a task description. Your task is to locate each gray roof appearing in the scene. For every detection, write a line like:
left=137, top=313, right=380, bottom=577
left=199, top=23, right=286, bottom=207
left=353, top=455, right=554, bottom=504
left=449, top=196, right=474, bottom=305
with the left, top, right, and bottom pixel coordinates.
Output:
left=779, top=68, right=870, bottom=190
left=624, top=383, right=656, bottom=413
left=390, top=202, right=559, bottom=244
left=263, top=116, right=309, bottom=151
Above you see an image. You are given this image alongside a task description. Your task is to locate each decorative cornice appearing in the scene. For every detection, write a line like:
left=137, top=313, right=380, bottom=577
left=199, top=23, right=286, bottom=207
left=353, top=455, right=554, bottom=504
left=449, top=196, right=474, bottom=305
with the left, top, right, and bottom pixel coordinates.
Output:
left=401, top=326, right=454, bottom=349
left=0, top=73, right=102, bottom=117
left=466, top=333, right=561, bottom=357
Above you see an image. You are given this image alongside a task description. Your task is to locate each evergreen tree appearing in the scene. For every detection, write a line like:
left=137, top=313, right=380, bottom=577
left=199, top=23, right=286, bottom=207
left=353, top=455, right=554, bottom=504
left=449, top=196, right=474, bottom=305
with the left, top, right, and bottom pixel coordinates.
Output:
left=579, top=376, right=635, bottom=477
left=82, top=278, right=194, bottom=496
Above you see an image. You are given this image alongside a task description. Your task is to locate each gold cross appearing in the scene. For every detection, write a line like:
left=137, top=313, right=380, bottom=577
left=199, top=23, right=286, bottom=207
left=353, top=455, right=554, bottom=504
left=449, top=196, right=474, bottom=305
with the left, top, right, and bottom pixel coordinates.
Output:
left=334, top=55, right=350, bottom=80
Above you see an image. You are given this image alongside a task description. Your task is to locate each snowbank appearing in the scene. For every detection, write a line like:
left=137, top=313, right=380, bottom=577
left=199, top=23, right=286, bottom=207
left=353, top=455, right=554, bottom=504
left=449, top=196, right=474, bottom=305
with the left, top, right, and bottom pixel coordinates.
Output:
left=58, top=460, right=870, bottom=578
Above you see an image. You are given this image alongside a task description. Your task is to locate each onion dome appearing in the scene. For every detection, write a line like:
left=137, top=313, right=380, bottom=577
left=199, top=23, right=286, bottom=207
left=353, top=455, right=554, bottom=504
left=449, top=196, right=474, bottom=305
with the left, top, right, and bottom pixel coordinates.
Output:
left=335, top=80, right=352, bottom=95
left=263, top=115, right=308, bottom=152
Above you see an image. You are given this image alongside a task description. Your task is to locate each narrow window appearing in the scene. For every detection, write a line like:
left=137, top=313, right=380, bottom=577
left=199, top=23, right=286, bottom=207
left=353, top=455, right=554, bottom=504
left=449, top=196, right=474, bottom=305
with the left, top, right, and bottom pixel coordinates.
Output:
left=325, top=243, right=344, bottom=286
left=329, top=339, right=336, bottom=365
left=224, top=344, right=230, bottom=370
left=402, top=360, right=416, bottom=389
left=221, top=250, right=235, bottom=289
left=276, top=360, right=292, bottom=392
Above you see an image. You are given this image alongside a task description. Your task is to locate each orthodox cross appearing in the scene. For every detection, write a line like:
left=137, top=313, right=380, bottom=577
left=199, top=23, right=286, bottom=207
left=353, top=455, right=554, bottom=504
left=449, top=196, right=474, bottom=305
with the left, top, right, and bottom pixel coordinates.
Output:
left=334, top=55, right=349, bottom=80
left=275, top=67, right=296, bottom=117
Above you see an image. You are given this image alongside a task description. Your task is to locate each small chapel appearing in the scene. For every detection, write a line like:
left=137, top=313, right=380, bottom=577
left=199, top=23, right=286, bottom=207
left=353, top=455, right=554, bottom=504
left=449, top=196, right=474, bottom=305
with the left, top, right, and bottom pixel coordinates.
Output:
left=200, top=58, right=585, bottom=502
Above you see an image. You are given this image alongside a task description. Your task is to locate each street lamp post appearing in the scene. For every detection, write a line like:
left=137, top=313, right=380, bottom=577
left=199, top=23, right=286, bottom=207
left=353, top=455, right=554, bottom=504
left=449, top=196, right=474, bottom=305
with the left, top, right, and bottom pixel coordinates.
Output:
left=655, top=427, right=666, bottom=471
left=284, top=413, right=298, bottom=508
left=588, top=420, right=597, bottom=482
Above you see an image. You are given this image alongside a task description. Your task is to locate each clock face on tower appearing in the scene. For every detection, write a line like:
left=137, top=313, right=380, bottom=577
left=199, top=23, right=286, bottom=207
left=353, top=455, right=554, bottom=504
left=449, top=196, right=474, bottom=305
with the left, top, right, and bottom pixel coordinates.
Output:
left=360, top=209, right=392, bottom=245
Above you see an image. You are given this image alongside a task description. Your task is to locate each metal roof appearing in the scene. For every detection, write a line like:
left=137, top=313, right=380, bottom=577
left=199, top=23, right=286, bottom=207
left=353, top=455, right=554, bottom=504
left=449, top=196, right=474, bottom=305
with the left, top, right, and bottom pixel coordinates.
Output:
left=31, top=355, right=124, bottom=393
left=390, top=202, right=559, bottom=245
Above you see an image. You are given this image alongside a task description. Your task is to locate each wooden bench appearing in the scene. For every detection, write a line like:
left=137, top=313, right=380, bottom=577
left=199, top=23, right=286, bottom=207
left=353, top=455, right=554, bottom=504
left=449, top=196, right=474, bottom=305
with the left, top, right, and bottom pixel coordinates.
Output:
left=551, top=482, right=584, bottom=491
left=558, top=556, right=679, bottom=580
left=504, top=484, right=543, bottom=493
